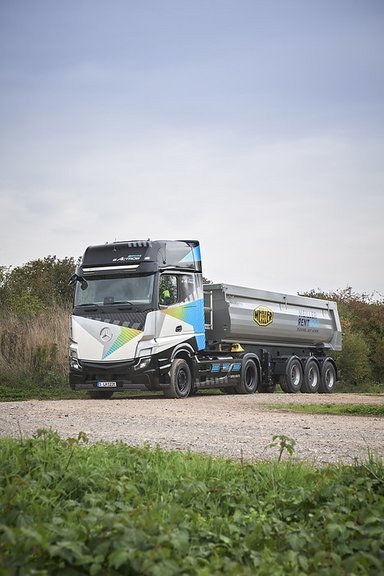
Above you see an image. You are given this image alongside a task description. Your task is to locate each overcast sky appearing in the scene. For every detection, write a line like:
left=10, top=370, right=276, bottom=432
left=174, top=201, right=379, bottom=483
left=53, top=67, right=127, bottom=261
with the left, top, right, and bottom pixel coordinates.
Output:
left=1, top=0, right=383, bottom=297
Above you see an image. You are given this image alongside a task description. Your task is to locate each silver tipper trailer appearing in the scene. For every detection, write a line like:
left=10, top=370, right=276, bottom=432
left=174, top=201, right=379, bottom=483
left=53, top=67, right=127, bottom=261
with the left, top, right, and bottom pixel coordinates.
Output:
left=69, top=240, right=342, bottom=399
left=204, top=284, right=342, bottom=351
left=203, top=284, right=342, bottom=394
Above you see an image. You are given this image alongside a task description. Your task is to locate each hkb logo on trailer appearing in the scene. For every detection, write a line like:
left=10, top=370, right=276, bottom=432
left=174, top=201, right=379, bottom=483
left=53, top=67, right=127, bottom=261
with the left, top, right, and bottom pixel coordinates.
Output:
left=253, top=306, right=274, bottom=327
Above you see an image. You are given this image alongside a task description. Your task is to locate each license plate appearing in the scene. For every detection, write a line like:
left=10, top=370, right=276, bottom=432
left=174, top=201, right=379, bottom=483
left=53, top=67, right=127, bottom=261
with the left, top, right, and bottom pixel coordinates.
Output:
left=96, top=381, right=117, bottom=388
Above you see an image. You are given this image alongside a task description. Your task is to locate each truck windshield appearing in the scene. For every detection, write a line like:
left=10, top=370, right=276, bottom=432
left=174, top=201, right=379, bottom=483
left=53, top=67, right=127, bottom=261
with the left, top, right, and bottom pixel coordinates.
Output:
left=74, top=274, right=155, bottom=307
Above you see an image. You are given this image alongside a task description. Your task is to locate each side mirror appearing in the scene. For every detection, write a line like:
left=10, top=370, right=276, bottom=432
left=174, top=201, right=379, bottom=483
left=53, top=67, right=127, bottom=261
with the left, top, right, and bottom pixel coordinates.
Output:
left=68, top=273, right=77, bottom=286
left=68, top=273, right=88, bottom=290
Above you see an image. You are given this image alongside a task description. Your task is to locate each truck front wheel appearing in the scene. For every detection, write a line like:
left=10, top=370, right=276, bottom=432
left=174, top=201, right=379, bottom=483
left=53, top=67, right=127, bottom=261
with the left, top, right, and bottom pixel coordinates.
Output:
left=164, top=358, right=192, bottom=399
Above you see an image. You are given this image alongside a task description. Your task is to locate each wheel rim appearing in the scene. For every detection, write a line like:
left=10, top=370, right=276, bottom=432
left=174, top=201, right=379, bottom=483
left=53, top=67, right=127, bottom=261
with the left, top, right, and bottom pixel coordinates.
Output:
left=177, top=368, right=189, bottom=394
left=324, top=367, right=335, bottom=389
left=308, top=366, right=318, bottom=390
left=290, top=365, right=301, bottom=387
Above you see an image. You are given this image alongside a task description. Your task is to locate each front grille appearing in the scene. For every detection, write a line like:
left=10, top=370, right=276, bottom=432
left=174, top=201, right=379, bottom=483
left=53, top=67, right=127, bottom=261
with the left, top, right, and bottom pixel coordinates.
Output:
left=74, top=310, right=148, bottom=330
left=80, top=359, right=136, bottom=373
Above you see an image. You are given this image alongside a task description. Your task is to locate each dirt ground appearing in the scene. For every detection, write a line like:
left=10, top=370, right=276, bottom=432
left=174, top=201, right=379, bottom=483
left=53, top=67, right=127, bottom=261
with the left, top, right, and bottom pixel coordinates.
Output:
left=1, top=393, right=383, bottom=465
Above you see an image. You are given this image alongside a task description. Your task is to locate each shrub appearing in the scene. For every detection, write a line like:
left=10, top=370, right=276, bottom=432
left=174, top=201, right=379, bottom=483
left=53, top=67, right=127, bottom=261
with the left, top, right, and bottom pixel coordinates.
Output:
left=302, top=287, right=384, bottom=387
left=336, top=331, right=372, bottom=387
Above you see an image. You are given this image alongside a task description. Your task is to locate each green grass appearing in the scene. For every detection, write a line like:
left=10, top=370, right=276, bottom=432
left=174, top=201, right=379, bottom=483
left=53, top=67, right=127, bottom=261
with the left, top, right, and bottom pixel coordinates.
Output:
left=0, top=376, right=160, bottom=402
left=266, top=403, right=384, bottom=417
left=0, top=376, right=89, bottom=401
left=0, top=383, right=85, bottom=402
left=0, top=430, right=383, bottom=575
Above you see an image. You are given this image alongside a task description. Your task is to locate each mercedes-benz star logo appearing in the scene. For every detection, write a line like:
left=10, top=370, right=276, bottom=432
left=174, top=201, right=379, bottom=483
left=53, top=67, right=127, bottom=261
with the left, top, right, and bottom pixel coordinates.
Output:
left=100, top=327, right=113, bottom=342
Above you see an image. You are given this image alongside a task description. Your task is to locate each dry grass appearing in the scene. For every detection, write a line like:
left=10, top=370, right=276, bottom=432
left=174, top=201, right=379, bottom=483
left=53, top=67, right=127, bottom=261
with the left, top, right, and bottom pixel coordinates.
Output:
left=0, top=305, right=70, bottom=377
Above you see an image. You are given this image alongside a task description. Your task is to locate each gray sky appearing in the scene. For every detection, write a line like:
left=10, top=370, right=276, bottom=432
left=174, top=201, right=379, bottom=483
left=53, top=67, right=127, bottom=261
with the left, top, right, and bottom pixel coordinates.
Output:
left=1, top=0, right=383, bottom=296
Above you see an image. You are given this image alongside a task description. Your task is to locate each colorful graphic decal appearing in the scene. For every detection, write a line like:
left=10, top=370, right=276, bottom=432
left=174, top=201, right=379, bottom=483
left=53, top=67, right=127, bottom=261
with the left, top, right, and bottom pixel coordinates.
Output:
left=161, top=299, right=205, bottom=350
left=72, top=316, right=143, bottom=361
left=163, top=300, right=204, bottom=330
left=103, top=326, right=142, bottom=359
left=211, top=362, right=241, bottom=373
left=297, top=315, right=320, bottom=333
left=180, top=245, right=201, bottom=265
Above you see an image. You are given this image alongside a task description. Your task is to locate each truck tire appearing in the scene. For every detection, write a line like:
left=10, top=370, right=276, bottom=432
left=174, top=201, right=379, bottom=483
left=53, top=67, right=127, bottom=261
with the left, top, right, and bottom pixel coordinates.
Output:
left=235, top=358, right=258, bottom=394
left=164, top=358, right=192, bottom=399
left=319, top=359, right=337, bottom=393
left=280, top=356, right=303, bottom=393
left=301, top=358, right=320, bottom=393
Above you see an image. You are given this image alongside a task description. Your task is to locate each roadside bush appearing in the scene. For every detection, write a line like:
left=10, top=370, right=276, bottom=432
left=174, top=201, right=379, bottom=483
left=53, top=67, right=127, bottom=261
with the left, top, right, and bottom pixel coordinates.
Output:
left=302, top=287, right=384, bottom=388
left=336, top=331, right=372, bottom=387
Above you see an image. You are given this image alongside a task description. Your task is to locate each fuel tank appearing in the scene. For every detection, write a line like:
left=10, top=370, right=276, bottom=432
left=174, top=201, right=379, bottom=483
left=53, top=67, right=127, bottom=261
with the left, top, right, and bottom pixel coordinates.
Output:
left=204, top=284, right=342, bottom=351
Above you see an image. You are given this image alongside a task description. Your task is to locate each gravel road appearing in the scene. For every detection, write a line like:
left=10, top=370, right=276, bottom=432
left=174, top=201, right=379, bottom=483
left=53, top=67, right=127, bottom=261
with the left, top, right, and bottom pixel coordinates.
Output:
left=1, top=393, right=383, bottom=465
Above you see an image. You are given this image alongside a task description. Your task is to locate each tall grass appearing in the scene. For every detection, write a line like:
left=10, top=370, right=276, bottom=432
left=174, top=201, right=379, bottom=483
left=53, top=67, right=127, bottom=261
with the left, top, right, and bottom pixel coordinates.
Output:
left=0, top=305, right=69, bottom=389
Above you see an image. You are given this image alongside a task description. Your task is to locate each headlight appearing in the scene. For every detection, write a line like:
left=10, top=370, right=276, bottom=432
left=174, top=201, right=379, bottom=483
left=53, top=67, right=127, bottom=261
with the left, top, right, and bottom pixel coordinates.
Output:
left=134, top=357, right=151, bottom=371
left=69, top=349, right=80, bottom=370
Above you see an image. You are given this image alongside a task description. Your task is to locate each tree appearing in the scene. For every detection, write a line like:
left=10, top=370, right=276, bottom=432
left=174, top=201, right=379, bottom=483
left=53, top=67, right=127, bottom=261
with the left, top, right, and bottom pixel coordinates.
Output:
left=0, top=256, right=77, bottom=315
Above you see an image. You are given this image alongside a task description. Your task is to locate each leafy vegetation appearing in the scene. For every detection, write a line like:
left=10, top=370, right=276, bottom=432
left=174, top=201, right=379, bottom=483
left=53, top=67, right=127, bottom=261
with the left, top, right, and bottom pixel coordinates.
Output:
left=0, top=257, right=76, bottom=398
left=302, top=287, right=384, bottom=389
left=0, top=256, right=76, bottom=313
left=266, top=403, right=384, bottom=417
left=0, top=430, right=383, bottom=575
left=267, top=434, right=296, bottom=461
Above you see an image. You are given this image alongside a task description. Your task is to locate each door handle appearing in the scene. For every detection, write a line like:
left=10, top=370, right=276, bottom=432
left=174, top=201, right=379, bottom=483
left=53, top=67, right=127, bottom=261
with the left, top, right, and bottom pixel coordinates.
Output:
left=175, top=325, right=182, bottom=333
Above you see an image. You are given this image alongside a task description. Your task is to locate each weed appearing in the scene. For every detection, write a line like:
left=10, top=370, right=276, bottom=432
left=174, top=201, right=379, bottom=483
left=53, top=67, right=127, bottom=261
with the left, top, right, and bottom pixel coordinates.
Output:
left=267, top=434, right=296, bottom=461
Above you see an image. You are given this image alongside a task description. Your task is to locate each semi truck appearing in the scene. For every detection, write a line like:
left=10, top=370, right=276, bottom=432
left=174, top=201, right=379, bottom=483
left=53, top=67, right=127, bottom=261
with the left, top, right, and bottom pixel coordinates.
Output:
left=69, top=240, right=342, bottom=399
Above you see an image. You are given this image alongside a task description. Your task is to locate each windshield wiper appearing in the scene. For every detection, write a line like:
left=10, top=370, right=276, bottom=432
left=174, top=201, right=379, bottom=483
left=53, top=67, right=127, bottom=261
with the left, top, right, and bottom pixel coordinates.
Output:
left=77, top=303, right=105, bottom=313
left=116, top=301, right=134, bottom=310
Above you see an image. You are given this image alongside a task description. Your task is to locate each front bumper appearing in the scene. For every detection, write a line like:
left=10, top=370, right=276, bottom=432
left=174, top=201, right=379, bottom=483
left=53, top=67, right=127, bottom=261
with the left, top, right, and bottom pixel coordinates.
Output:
left=69, top=355, right=161, bottom=391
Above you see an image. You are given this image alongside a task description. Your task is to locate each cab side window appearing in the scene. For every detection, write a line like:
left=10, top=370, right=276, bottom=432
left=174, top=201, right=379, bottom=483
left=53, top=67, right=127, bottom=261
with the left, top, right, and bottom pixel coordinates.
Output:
left=159, top=275, right=177, bottom=306
left=159, top=274, right=195, bottom=307
left=179, top=275, right=195, bottom=301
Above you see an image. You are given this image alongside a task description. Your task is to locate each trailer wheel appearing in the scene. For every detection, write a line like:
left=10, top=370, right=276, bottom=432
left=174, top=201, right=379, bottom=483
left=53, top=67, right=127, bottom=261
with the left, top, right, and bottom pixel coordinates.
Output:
left=280, top=356, right=303, bottom=393
left=319, top=359, right=337, bottom=393
left=301, top=358, right=320, bottom=393
left=235, top=358, right=258, bottom=394
left=164, top=358, right=192, bottom=398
